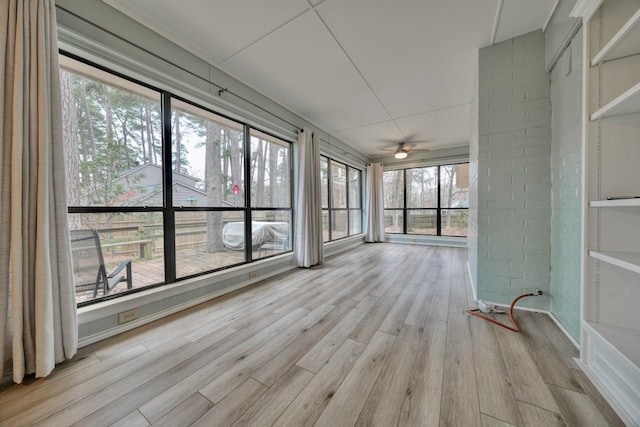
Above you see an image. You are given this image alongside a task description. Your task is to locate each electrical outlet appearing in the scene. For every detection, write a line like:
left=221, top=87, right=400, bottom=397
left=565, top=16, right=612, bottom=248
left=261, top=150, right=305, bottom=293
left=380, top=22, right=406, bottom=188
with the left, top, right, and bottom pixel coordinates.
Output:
left=249, top=271, right=258, bottom=279
left=118, top=308, right=140, bottom=324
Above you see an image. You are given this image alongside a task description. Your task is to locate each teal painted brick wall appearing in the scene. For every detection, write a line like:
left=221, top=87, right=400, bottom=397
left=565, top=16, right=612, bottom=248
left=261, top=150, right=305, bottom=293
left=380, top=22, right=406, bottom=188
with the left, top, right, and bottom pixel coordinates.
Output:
left=550, top=28, right=583, bottom=342
left=476, top=30, right=552, bottom=310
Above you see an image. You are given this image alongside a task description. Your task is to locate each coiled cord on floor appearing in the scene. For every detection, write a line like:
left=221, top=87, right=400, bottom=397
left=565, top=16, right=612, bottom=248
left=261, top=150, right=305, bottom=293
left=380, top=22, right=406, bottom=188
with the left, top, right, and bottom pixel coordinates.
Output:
left=466, top=290, right=543, bottom=332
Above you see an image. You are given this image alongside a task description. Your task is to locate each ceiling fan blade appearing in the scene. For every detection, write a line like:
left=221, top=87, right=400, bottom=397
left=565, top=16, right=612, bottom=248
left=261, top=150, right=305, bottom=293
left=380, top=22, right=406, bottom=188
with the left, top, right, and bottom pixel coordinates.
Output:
left=378, top=140, right=430, bottom=153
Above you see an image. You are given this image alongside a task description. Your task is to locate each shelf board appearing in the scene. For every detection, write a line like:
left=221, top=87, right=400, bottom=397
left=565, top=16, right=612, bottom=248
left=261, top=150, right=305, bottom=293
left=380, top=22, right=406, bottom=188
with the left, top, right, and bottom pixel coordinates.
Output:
left=591, top=8, right=640, bottom=65
left=591, top=81, right=640, bottom=120
left=585, top=321, right=640, bottom=367
left=590, top=199, right=640, bottom=207
left=589, top=250, right=640, bottom=274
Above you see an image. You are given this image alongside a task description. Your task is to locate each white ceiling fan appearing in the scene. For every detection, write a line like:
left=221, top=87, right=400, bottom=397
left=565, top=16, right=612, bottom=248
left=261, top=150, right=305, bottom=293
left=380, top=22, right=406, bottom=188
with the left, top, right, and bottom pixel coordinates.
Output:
left=380, top=141, right=430, bottom=159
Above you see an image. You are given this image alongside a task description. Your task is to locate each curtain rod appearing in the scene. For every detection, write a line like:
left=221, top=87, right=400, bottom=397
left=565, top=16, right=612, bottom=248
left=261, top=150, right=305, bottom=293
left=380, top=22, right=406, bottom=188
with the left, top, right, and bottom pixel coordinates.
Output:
left=57, top=6, right=304, bottom=133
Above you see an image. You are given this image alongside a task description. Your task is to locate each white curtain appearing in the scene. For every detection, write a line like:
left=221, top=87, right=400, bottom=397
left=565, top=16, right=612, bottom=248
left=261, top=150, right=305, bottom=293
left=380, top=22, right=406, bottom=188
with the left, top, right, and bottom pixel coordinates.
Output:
left=0, top=0, right=78, bottom=383
left=365, top=163, right=386, bottom=242
left=293, top=129, right=324, bottom=267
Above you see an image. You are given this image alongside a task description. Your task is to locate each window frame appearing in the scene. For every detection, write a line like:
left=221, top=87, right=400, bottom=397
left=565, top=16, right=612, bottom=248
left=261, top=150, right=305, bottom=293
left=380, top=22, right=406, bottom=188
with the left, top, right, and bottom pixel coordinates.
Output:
left=62, top=52, right=294, bottom=307
left=383, top=163, right=469, bottom=238
left=321, top=156, right=363, bottom=242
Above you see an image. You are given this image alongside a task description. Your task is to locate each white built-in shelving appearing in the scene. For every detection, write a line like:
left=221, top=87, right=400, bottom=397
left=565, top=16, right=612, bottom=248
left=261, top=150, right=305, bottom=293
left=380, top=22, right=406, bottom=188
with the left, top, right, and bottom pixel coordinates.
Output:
left=585, top=321, right=640, bottom=367
left=590, top=198, right=640, bottom=207
left=591, top=8, right=640, bottom=65
left=574, top=0, right=640, bottom=424
left=589, top=250, right=640, bottom=274
left=590, top=81, right=640, bottom=120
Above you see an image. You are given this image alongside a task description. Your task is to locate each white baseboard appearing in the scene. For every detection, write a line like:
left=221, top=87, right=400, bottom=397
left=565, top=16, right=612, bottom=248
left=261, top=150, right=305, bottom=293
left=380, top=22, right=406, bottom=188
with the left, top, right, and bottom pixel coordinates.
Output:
left=547, top=311, right=580, bottom=349
left=476, top=300, right=579, bottom=349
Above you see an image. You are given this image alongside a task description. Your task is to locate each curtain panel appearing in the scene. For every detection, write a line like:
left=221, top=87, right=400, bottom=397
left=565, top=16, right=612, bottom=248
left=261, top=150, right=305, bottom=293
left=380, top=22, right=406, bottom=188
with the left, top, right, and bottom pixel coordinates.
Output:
left=293, top=129, right=323, bottom=268
left=365, top=163, right=385, bottom=242
left=0, top=0, right=77, bottom=383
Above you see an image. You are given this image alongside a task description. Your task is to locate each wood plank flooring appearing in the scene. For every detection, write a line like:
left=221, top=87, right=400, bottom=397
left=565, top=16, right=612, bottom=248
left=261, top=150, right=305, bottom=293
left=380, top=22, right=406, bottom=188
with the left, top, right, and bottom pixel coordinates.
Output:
left=0, top=243, right=625, bottom=426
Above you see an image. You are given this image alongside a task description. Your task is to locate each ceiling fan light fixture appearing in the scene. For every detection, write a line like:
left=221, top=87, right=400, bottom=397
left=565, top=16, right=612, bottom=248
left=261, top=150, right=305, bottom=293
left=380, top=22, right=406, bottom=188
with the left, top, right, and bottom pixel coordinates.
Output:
left=394, top=151, right=408, bottom=159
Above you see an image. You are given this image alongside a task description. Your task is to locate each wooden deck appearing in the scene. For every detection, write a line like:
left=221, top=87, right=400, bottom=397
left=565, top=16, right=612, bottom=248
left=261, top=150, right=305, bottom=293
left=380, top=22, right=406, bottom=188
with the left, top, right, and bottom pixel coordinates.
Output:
left=76, top=249, right=253, bottom=303
left=1, top=244, right=624, bottom=426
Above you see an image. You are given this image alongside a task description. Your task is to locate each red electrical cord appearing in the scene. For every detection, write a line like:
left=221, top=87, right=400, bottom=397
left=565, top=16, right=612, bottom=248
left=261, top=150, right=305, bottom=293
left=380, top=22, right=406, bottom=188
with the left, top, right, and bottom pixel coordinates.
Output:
left=466, top=291, right=542, bottom=332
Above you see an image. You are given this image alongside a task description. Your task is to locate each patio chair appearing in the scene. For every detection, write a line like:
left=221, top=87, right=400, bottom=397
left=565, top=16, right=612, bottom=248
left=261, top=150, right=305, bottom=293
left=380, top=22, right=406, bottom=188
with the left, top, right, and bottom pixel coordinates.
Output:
left=257, top=235, right=288, bottom=257
left=70, top=229, right=132, bottom=297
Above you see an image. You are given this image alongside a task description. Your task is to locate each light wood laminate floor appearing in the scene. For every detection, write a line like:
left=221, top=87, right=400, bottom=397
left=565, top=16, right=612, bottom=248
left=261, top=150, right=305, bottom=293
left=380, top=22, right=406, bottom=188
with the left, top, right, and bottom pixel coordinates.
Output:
left=0, top=244, right=625, bottom=426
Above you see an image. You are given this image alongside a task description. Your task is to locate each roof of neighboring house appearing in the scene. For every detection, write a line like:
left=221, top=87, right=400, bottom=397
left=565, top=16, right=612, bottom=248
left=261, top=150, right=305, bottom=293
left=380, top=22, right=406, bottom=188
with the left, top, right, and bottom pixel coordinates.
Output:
left=116, top=162, right=201, bottom=184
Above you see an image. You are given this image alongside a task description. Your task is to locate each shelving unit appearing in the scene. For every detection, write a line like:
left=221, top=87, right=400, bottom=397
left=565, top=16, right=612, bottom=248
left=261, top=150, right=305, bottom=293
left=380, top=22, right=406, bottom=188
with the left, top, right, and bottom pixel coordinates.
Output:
left=590, top=81, right=640, bottom=120
left=591, top=8, right=640, bottom=65
left=590, top=198, right=640, bottom=207
left=588, top=250, right=640, bottom=274
left=585, top=321, right=640, bottom=367
left=573, top=0, right=640, bottom=424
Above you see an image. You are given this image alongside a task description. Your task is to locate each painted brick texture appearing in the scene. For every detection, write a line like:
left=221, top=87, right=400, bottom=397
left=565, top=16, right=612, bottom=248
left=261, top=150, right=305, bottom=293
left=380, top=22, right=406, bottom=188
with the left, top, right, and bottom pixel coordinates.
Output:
left=476, top=30, right=552, bottom=309
left=550, top=28, right=582, bottom=341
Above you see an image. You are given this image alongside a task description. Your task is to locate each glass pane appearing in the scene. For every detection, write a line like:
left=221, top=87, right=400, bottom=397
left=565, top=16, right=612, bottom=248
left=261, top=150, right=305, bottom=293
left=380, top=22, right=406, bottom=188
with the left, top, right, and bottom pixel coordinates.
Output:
left=171, top=99, right=245, bottom=208
left=348, top=167, right=361, bottom=209
left=407, top=209, right=437, bottom=235
left=251, top=210, right=292, bottom=259
left=383, top=170, right=404, bottom=208
left=251, top=130, right=291, bottom=208
left=440, top=164, right=469, bottom=208
left=321, top=157, right=329, bottom=209
left=60, top=58, right=162, bottom=208
left=176, top=211, right=245, bottom=278
left=331, top=162, right=347, bottom=209
left=384, top=210, right=403, bottom=233
left=322, top=210, right=330, bottom=242
left=331, top=210, right=348, bottom=240
left=441, top=210, right=468, bottom=237
left=407, top=167, right=437, bottom=208
left=68, top=212, right=164, bottom=304
left=349, top=210, right=362, bottom=235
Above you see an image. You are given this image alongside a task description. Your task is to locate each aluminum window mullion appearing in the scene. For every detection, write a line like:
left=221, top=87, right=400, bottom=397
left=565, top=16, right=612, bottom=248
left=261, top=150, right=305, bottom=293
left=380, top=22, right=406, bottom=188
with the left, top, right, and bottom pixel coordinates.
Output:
left=437, top=165, right=442, bottom=236
left=162, top=93, right=176, bottom=284
left=346, top=166, right=350, bottom=236
left=244, top=124, right=253, bottom=263
left=403, top=169, right=408, bottom=234
left=328, top=159, right=333, bottom=241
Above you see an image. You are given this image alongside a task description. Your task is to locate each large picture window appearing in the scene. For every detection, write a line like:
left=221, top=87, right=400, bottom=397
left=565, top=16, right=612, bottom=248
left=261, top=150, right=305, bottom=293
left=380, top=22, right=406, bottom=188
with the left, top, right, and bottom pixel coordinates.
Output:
left=61, top=55, right=292, bottom=305
left=320, top=157, right=363, bottom=242
left=383, top=163, right=469, bottom=237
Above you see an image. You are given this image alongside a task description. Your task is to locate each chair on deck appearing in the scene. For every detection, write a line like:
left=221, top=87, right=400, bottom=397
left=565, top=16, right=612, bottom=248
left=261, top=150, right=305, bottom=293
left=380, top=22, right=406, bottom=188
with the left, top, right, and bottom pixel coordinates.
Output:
left=70, top=229, right=132, bottom=297
left=257, top=235, right=288, bottom=257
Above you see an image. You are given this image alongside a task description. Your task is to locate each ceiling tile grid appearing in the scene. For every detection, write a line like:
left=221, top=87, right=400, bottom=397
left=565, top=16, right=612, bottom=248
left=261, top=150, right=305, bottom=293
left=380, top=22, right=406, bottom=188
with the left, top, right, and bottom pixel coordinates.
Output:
left=103, top=0, right=559, bottom=156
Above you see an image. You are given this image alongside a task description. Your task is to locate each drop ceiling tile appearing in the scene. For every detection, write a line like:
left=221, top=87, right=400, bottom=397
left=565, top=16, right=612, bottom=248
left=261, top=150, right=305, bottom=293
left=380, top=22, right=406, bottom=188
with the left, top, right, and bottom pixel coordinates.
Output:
left=221, top=10, right=391, bottom=133
left=315, top=0, right=498, bottom=119
left=394, top=103, right=471, bottom=149
left=103, top=0, right=311, bottom=64
left=494, top=0, right=558, bottom=43
left=332, top=120, right=405, bottom=156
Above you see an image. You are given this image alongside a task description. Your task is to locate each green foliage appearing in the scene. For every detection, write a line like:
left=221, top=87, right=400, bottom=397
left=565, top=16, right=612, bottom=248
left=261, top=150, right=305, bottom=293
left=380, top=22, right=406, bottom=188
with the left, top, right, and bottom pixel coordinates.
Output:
left=64, top=71, right=162, bottom=206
